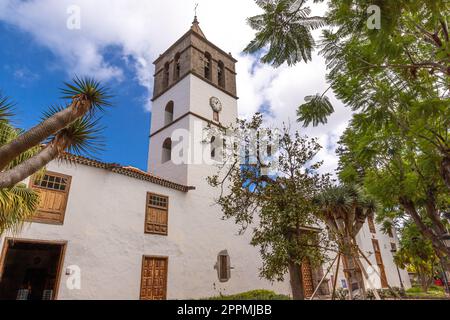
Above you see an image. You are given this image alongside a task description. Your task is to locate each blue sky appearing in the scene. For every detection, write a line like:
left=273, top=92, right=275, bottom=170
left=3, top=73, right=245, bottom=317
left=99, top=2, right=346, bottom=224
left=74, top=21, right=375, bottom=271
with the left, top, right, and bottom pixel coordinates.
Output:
left=0, top=0, right=350, bottom=174
left=0, top=22, right=151, bottom=169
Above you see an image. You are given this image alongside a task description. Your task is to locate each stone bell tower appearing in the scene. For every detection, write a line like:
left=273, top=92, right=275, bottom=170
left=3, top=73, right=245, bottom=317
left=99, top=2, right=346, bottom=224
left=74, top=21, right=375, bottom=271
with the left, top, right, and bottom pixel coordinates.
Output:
left=147, top=17, right=238, bottom=188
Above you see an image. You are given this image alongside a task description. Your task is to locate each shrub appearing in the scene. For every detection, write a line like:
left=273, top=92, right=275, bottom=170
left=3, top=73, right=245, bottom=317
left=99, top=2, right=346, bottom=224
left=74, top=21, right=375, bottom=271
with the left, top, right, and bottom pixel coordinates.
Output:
left=334, top=288, right=349, bottom=300
left=366, top=287, right=406, bottom=300
left=206, top=290, right=290, bottom=300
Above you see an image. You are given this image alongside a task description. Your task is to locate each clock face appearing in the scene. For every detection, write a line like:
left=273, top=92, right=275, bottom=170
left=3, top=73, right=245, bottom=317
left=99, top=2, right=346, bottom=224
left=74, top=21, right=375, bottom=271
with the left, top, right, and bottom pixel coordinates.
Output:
left=210, top=96, right=222, bottom=112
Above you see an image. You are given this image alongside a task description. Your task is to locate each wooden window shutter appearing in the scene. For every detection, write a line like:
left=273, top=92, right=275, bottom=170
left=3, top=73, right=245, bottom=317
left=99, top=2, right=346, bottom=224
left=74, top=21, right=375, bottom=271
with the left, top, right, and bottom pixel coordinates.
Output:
left=145, top=193, right=169, bottom=235
left=30, top=172, right=72, bottom=224
left=216, top=250, right=231, bottom=282
left=367, top=215, right=376, bottom=234
left=140, top=256, right=168, bottom=300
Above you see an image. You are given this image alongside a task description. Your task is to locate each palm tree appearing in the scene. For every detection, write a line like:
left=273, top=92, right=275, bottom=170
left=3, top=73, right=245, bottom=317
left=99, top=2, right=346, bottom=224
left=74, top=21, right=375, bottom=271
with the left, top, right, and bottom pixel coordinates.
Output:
left=0, top=83, right=106, bottom=234
left=244, top=0, right=332, bottom=125
left=0, top=101, right=41, bottom=234
left=244, top=0, right=326, bottom=67
left=0, top=78, right=110, bottom=189
left=315, top=184, right=377, bottom=299
left=0, top=108, right=104, bottom=189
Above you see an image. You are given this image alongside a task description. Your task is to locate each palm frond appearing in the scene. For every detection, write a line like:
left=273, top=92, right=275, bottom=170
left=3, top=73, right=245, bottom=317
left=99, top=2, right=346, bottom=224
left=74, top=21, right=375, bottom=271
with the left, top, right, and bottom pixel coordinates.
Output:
left=244, top=0, right=327, bottom=66
left=61, top=116, right=105, bottom=158
left=0, top=121, right=44, bottom=172
left=297, top=94, right=334, bottom=127
left=0, top=94, right=15, bottom=121
left=0, top=121, right=19, bottom=146
left=0, top=183, right=39, bottom=235
left=254, top=0, right=273, bottom=9
left=61, top=76, right=113, bottom=114
left=247, top=14, right=266, bottom=31
left=43, top=104, right=105, bottom=158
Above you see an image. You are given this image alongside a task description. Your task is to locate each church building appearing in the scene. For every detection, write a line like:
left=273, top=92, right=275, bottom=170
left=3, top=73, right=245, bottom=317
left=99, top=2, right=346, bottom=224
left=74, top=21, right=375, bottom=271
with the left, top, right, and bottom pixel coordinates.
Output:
left=0, top=18, right=410, bottom=300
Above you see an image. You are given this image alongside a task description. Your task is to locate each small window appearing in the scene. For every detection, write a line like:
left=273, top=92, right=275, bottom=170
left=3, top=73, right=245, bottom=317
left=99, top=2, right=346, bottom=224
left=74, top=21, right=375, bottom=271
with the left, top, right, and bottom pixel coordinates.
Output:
left=162, top=138, right=172, bottom=163
left=390, top=243, right=397, bottom=252
left=145, top=193, right=169, bottom=235
left=267, top=145, right=272, bottom=157
left=165, top=101, right=174, bottom=125
left=174, top=52, right=181, bottom=80
left=218, top=60, right=225, bottom=88
left=163, top=62, right=170, bottom=89
left=367, top=216, right=376, bottom=234
left=204, top=52, right=212, bottom=80
left=210, top=136, right=216, bottom=159
left=215, top=250, right=231, bottom=282
left=210, top=136, right=223, bottom=160
left=222, top=139, right=227, bottom=158
left=30, top=172, right=72, bottom=225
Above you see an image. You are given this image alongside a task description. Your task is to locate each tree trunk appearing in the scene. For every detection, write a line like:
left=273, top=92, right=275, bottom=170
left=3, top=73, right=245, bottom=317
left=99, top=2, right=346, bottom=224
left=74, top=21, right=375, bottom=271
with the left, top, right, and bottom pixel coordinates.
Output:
left=0, top=137, right=67, bottom=188
left=424, top=187, right=447, bottom=236
left=343, top=252, right=365, bottom=300
left=399, top=196, right=450, bottom=257
left=418, top=270, right=431, bottom=293
left=341, top=237, right=367, bottom=300
left=0, top=95, right=89, bottom=172
left=287, top=260, right=305, bottom=300
left=441, top=156, right=450, bottom=191
left=351, top=239, right=366, bottom=299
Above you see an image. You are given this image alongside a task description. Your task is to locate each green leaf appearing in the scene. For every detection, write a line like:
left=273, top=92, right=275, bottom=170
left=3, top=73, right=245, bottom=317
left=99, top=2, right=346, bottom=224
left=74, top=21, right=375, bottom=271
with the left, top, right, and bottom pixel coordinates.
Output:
left=297, top=94, right=334, bottom=127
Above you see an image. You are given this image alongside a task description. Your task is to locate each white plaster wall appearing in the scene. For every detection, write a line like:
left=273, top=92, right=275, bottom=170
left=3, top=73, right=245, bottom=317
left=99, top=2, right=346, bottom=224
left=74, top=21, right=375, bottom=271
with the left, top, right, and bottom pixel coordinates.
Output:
left=150, top=76, right=191, bottom=135
left=148, top=75, right=238, bottom=186
left=148, top=116, right=190, bottom=185
left=0, top=160, right=291, bottom=300
left=356, top=223, right=411, bottom=290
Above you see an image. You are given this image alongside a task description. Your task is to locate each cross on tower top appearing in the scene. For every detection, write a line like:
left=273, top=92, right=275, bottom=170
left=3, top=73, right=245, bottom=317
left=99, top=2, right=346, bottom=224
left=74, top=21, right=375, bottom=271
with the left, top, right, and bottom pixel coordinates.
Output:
left=193, top=3, right=199, bottom=24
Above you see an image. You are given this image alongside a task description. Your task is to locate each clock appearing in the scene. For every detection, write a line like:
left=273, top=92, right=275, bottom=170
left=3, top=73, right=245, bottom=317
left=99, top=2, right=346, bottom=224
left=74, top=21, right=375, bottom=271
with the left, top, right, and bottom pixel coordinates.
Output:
left=210, top=96, right=223, bottom=113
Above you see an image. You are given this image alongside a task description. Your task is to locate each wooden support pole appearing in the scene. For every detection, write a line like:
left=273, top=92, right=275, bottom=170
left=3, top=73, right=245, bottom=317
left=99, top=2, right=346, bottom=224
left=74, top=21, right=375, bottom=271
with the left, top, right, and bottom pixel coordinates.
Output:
left=351, top=247, right=381, bottom=300
left=357, top=247, right=402, bottom=299
left=309, top=254, right=339, bottom=300
left=331, top=253, right=341, bottom=300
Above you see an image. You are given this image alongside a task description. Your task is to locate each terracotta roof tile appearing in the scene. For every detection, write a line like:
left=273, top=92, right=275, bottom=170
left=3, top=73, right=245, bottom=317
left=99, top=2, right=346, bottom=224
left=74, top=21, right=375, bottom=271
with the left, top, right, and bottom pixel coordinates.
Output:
left=60, top=153, right=195, bottom=192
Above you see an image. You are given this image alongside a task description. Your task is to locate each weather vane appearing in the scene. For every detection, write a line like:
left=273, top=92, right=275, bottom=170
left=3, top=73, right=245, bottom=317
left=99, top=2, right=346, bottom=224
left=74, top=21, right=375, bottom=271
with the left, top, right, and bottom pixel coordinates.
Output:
left=194, top=3, right=199, bottom=17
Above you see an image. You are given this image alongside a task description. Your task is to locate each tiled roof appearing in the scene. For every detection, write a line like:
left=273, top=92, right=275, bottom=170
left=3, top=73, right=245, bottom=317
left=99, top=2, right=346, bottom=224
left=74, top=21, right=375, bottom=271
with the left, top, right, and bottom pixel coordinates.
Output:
left=60, top=153, right=194, bottom=192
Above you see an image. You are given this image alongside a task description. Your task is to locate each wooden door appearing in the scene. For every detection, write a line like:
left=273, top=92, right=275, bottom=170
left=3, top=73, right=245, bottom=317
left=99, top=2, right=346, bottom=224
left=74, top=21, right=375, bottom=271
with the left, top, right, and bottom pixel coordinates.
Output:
left=301, top=259, right=314, bottom=298
left=140, top=256, right=168, bottom=300
left=372, top=239, right=388, bottom=288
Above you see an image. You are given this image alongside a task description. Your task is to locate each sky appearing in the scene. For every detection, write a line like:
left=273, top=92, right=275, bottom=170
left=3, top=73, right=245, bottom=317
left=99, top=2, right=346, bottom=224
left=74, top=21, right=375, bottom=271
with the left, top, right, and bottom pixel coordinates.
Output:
left=0, top=0, right=352, bottom=173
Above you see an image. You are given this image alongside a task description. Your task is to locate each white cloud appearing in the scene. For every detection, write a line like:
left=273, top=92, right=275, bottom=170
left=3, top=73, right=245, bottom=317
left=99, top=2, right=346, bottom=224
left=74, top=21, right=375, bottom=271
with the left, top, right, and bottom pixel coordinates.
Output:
left=0, top=0, right=352, bottom=174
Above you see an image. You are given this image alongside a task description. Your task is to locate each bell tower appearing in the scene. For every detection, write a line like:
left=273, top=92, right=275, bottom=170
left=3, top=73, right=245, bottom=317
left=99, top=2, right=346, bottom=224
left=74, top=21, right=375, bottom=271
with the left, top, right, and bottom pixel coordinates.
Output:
left=147, top=17, right=238, bottom=187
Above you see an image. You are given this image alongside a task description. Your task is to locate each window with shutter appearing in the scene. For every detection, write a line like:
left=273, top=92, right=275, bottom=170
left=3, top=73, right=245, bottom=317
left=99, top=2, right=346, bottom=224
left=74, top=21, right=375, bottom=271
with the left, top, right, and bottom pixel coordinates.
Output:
left=216, top=250, right=231, bottom=282
left=390, top=242, right=397, bottom=252
left=30, top=172, right=72, bottom=225
left=367, top=216, right=376, bottom=234
left=145, top=193, right=169, bottom=235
